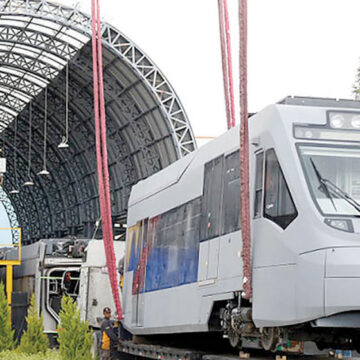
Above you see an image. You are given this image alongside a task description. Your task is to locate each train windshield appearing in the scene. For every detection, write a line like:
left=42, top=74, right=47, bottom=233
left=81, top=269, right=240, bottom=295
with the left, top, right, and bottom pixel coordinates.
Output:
left=299, top=145, right=360, bottom=216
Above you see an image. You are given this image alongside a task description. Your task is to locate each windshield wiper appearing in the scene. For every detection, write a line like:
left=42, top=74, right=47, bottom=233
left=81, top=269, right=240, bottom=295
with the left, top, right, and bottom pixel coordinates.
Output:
left=310, top=157, right=360, bottom=213
left=322, top=177, right=360, bottom=213
left=309, top=158, right=337, bottom=211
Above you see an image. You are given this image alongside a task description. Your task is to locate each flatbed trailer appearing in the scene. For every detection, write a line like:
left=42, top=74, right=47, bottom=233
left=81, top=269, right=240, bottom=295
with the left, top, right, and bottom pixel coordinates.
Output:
left=118, top=340, right=203, bottom=360
left=116, top=340, right=344, bottom=360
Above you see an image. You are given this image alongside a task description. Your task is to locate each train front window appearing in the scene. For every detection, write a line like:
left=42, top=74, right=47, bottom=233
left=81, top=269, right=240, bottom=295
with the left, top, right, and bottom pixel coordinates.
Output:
left=264, top=149, right=298, bottom=229
left=299, top=145, right=360, bottom=216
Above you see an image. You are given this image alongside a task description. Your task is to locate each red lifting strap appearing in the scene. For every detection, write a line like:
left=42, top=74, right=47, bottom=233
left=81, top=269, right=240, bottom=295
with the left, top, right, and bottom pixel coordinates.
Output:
left=91, top=0, right=123, bottom=319
left=239, top=0, right=252, bottom=300
left=218, top=0, right=236, bottom=129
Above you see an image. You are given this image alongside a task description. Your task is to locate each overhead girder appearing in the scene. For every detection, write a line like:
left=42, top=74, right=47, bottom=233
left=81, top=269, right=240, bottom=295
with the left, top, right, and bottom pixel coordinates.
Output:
left=3, top=50, right=160, bottom=242
left=3, top=83, right=97, bottom=242
left=4, top=136, right=59, bottom=242
left=0, top=89, right=27, bottom=110
left=4, top=123, right=92, bottom=241
left=0, top=51, right=59, bottom=79
left=0, top=0, right=195, bottom=156
left=0, top=0, right=196, bottom=244
left=0, top=69, right=43, bottom=96
left=0, top=24, right=80, bottom=59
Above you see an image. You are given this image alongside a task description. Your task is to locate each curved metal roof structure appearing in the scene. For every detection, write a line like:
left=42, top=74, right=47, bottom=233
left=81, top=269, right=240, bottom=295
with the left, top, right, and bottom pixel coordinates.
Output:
left=0, top=0, right=196, bottom=244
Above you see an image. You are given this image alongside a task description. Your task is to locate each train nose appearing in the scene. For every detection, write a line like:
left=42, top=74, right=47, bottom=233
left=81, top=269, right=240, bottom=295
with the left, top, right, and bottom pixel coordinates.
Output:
left=325, top=247, right=360, bottom=316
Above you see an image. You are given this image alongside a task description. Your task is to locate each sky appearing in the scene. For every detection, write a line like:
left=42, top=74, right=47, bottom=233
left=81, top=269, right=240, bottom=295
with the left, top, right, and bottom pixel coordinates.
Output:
left=58, top=0, right=360, bottom=139
left=3, top=0, right=360, bottom=240
left=0, top=201, right=12, bottom=244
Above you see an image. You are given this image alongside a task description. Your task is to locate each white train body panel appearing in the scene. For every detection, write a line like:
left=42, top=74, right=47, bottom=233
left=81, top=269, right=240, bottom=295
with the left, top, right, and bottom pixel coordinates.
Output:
left=123, top=98, right=360, bottom=336
left=78, top=240, right=125, bottom=327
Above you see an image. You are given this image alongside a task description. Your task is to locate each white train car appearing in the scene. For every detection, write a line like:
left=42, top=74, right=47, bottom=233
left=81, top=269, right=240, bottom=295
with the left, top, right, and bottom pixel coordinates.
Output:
left=123, top=114, right=242, bottom=335
left=122, top=97, right=360, bottom=351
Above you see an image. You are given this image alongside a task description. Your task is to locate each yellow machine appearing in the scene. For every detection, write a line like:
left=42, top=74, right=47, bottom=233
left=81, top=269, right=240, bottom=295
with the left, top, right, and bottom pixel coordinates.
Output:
left=0, top=228, right=21, bottom=318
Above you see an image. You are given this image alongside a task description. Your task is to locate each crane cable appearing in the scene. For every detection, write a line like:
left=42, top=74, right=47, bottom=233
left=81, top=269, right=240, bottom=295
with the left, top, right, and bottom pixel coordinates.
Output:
left=239, top=0, right=252, bottom=300
left=218, top=0, right=251, bottom=299
left=91, top=0, right=123, bottom=319
left=218, top=0, right=236, bottom=129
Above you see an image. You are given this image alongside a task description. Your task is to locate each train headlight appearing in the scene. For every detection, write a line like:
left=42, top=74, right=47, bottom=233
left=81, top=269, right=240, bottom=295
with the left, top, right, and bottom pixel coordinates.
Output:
left=294, top=127, right=313, bottom=139
left=324, top=218, right=354, bottom=233
left=330, top=114, right=345, bottom=129
left=328, top=111, right=360, bottom=130
left=351, top=115, right=360, bottom=129
left=294, top=110, right=360, bottom=142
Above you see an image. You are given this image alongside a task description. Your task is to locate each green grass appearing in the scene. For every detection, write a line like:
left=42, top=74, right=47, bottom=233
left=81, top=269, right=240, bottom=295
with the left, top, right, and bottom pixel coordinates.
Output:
left=0, top=351, right=60, bottom=360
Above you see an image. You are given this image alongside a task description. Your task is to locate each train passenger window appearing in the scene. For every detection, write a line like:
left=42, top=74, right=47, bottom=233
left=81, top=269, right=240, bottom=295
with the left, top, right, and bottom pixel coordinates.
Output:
left=264, top=149, right=297, bottom=229
left=254, top=152, right=264, bottom=218
left=144, top=197, right=201, bottom=292
left=222, top=151, right=241, bottom=234
left=201, top=156, right=224, bottom=240
left=126, top=223, right=140, bottom=272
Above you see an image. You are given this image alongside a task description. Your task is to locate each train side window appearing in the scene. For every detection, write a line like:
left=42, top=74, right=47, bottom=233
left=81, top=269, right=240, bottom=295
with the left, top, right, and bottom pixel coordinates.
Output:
left=254, top=152, right=264, bottom=218
left=264, top=149, right=298, bottom=229
left=144, top=197, right=201, bottom=292
left=222, top=150, right=241, bottom=234
left=201, top=155, right=224, bottom=240
left=126, top=223, right=140, bottom=272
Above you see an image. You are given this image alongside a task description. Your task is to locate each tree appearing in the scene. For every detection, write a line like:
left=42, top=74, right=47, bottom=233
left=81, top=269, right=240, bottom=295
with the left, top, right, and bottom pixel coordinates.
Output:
left=0, top=282, right=15, bottom=351
left=18, top=293, right=49, bottom=354
left=57, top=296, right=93, bottom=360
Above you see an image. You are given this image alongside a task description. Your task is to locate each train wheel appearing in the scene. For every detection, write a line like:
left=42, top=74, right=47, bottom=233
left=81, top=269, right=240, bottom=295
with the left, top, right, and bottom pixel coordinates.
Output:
left=228, top=331, right=240, bottom=348
left=260, top=327, right=280, bottom=352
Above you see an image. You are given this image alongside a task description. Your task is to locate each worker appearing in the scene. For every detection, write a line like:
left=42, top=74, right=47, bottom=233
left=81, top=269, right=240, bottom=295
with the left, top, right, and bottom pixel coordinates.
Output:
left=62, top=272, right=72, bottom=294
left=100, top=307, right=118, bottom=359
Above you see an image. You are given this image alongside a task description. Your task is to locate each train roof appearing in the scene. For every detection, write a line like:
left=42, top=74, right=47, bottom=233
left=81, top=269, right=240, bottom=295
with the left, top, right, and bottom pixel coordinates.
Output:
left=129, top=124, right=240, bottom=207
left=129, top=96, right=360, bottom=209
left=279, top=96, right=360, bottom=109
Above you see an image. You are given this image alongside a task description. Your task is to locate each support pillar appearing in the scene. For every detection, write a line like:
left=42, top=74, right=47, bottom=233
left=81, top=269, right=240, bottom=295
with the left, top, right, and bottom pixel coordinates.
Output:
left=6, top=264, right=13, bottom=322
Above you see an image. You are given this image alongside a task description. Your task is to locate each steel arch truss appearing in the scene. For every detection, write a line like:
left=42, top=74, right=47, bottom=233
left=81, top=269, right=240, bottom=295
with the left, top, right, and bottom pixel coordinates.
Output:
left=0, top=0, right=196, bottom=155
left=0, top=0, right=196, bottom=244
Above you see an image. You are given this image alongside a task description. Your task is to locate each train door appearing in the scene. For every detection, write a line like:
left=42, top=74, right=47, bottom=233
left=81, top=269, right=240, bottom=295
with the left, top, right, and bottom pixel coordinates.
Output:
left=252, top=150, right=264, bottom=260
left=198, top=156, right=224, bottom=282
left=252, top=148, right=298, bottom=266
left=128, top=223, right=140, bottom=326
left=252, top=148, right=299, bottom=324
left=134, top=218, right=148, bottom=327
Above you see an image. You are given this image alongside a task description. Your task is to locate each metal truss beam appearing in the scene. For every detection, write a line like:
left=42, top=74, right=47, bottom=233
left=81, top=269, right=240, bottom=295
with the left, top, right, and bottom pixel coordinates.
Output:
left=0, top=0, right=196, bottom=156
left=0, top=0, right=196, bottom=244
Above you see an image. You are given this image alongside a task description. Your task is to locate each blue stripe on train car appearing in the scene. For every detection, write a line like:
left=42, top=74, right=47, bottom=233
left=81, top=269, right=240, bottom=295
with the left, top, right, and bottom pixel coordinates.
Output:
left=128, top=238, right=141, bottom=272
left=144, top=246, right=199, bottom=292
